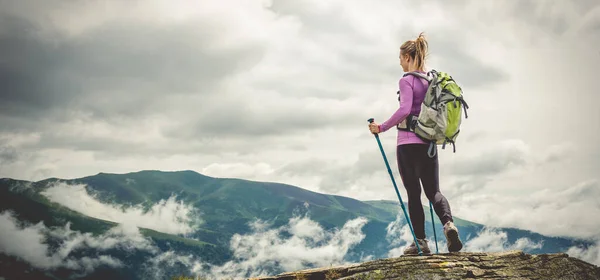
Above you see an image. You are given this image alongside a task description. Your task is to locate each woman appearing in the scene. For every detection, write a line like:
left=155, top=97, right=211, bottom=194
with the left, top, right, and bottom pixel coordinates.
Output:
left=368, top=32, right=463, bottom=255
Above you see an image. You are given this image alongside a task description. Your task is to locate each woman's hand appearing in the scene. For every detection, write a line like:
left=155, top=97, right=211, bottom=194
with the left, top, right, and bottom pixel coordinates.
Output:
left=369, top=122, right=381, bottom=134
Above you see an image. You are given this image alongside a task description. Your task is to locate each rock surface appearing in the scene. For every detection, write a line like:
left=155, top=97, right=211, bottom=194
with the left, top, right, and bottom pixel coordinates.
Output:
left=251, top=250, right=600, bottom=280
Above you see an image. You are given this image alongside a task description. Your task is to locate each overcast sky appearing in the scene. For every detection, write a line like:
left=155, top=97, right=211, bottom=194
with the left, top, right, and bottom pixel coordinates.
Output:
left=1, top=0, right=599, bottom=241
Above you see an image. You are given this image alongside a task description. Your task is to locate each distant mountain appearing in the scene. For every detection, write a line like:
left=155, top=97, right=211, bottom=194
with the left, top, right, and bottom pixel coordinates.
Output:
left=0, top=170, right=592, bottom=279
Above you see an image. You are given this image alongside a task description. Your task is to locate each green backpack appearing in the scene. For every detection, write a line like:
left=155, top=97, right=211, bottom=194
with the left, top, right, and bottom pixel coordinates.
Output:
left=397, top=70, right=469, bottom=157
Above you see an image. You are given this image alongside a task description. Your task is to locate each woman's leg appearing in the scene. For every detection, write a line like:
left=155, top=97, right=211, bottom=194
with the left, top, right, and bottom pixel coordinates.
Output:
left=396, top=144, right=426, bottom=240
left=416, top=144, right=463, bottom=252
left=416, top=145, right=453, bottom=225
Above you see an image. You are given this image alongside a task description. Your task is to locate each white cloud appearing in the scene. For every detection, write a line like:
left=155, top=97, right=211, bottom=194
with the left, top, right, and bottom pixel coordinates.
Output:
left=386, top=214, right=420, bottom=258
left=0, top=211, right=64, bottom=270
left=147, top=215, right=369, bottom=280
left=567, top=239, right=600, bottom=266
left=202, top=215, right=368, bottom=279
left=143, top=251, right=200, bottom=280
left=451, top=180, right=600, bottom=240
left=0, top=210, right=154, bottom=274
left=447, top=139, right=532, bottom=177
left=40, top=181, right=200, bottom=235
left=385, top=214, right=543, bottom=257
left=538, top=142, right=577, bottom=164
left=202, top=162, right=276, bottom=179
left=463, top=228, right=543, bottom=253
left=49, top=222, right=157, bottom=257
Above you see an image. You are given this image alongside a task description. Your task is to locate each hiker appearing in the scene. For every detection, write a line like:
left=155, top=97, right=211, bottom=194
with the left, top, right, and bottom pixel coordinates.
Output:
left=368, top=32, right=463, bottom=255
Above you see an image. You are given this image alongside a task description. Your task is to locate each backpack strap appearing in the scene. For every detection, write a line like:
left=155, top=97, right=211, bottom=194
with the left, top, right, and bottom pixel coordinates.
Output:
left=427, top=142, right=437, bottom=158
left=403, top=71, right=432, bottom=82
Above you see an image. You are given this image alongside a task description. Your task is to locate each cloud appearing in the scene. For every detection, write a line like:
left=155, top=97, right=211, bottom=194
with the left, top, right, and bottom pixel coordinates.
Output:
left=0, top=0, right=366, bottom=165
left=0, top=211, right=67, bottom=270
left=0, top=210, right=154, bottom=274
left=0, top=1, right=268, bottom=122
left=48, top=222, right=157, bottom=257
left=276, top=146, right=399, bottom=195
left=567, top=239, right=600, bottom=266
left=385, top=214, right=543, bottom=258
left=436, top=138, right=590, bottom=200
left=386, top=214, right=422, bottom=257
left=148, top=215, right=369, bottom=279
left=557, top=179, right=600, bottom=202
left=138, top=214, right=369, bottom=279
left=0, top=0, right=510, bottom=159
left=0, top=0, right=302, bottom=164
left=463, top=227, right=543, bottom=253
left=204, top=215, right=368, bottom=279
left=450, top=180, right=600, bottom=240
left=447, top=139, right=531, bottom=177
left=537, top=142, right=577, bottom=164
left=40, top=181, right=201, bottom=235
left=202, top=162, right=276, bottom=179
left=0, top=145, right=18, bottom=165
left=273, top=135, right=584, bottom=206
left=424, top=33, right=510, bottom=89
left=143, top=251, right=201, bottom=280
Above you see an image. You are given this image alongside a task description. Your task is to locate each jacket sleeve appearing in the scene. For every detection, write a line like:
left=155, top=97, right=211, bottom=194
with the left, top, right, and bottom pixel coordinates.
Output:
left=379, top=77, right=414, bottom=132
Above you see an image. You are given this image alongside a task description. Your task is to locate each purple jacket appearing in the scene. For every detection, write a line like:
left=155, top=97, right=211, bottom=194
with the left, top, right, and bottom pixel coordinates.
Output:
left=379, top=71, right=429, bottom=146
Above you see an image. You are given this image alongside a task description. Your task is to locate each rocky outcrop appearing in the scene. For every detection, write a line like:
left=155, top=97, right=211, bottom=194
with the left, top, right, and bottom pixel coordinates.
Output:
left=251, top=250, right=600, bottom=280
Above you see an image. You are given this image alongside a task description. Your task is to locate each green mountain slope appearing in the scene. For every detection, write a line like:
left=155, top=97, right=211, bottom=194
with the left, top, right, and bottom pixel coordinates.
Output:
left=0, top=178, right=228, bottom=261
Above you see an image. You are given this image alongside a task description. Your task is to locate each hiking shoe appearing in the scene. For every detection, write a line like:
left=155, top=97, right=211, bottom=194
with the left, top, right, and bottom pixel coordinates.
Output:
left=444, top=221, right=463, bottom=252
left=403, top=238, right=431, bottom=255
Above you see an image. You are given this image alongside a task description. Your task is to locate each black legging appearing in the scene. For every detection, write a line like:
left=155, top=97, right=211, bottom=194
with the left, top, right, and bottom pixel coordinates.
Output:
left=396, top=143, right=453, bottom=239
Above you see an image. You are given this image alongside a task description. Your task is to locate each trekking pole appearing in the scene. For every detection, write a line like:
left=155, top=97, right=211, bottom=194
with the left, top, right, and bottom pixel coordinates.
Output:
left=429, top=201, right=439, bottom=254
left=368, top=118, right=423, bottom=256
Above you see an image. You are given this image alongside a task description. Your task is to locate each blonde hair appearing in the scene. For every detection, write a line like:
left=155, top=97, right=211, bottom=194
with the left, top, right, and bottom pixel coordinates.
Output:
left=400, top=32, right=429, bottom=71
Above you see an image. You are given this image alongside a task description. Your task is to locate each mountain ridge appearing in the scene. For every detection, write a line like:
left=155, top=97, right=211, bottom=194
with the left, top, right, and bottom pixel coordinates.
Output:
left=1, top=169, right=589, bottom=242
left=34, top=169, right=583, bottom=240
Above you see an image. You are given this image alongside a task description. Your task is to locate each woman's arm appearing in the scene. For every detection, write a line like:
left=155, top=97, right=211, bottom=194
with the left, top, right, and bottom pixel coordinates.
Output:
left=379, top=77, right=414, bottom=132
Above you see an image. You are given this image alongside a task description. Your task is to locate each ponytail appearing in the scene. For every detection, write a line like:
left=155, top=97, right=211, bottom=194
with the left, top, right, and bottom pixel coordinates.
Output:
left=414, top=32, right=428, bottom=71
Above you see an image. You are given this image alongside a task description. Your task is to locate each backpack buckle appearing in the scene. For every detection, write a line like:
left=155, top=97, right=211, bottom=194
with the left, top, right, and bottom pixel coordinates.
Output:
left=396, top=115, right=417, bottom=131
